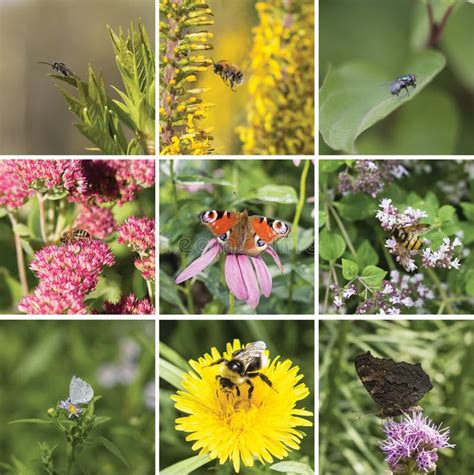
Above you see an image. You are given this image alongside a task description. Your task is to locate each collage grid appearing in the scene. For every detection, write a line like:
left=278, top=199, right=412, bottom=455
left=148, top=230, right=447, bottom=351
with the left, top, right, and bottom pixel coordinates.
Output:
left=0, top=0, right=473, bottom=474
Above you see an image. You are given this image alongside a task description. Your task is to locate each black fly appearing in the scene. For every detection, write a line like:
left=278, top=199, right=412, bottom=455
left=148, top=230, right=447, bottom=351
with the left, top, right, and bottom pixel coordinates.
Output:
left=38, top=61, right=74, bottom=77
left=390, top=74, right=416, bottom=97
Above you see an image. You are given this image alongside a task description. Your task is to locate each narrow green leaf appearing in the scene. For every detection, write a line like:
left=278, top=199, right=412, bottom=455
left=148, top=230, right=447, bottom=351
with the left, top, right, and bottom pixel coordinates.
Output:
left=270, top=461, right=314, bottom=475
left=161, top=454, right=212, bottom=475
left=160, top=359, right=185, bottom=389
left=160, top=342, right=189, bottom=371
left=94, top=436, right=128, bottom=467
left=9, top=418, right=53, bottom=425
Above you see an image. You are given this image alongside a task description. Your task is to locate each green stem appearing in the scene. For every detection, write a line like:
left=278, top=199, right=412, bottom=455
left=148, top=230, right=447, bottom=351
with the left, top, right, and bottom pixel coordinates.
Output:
left=169, top=160, right=179, bottom=212
left=328, top=204, right=356, bottom=257
left=426, top=267, right=454, bottom=314
left=229, top=292, right=235, bottom=314
left=288, top=160, right=310, bottom=311
left=7, top=212, right=28, bottom=296
left=67, top=444, right=76, bottom=475
left=37, top=193, right=47, bottom=242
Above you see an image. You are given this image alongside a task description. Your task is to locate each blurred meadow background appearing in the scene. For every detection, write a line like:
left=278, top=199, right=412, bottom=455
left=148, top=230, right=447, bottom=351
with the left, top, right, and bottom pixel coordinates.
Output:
left=159, top=319, right=314, bottom=474
left=0, top=320, right=155, bottom=474
left=319, top=0, right=474, bottom=154
left=0, top=0, right=154, bottom=154
left=319, top=320, right=473, bottom=475
left=159, top=0, right=314, bottom=155
left=159, top=159, right=314, bottom=315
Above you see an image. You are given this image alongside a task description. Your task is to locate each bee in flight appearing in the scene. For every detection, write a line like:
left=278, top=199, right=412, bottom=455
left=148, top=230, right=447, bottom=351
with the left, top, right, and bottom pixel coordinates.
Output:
left=391, top=223, right=429, bottom=271
left=390, top=74, right=416, bottom=97
left=60, top=227, right=91, bottom=244
left=211, top=59, right=244, bottom=92
left=206, top=341, right=275, bottom=401
left=38, top=61, right=74, bottom=77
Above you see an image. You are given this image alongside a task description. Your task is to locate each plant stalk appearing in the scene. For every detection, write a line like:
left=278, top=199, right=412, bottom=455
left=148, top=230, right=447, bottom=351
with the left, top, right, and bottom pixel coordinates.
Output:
left=7, top=212, right=28, bottom=296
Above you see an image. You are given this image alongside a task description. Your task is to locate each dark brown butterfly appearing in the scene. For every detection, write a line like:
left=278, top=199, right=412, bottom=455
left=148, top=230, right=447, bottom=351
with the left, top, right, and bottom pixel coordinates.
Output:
left=355, top=351, right=433, bottom=418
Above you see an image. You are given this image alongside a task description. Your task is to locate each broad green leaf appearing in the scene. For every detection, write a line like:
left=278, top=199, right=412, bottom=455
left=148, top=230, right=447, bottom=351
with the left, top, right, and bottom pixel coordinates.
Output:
left=161, top=454, right=212, bottom=475
left=334, top=193, right=376, bottom=221
left=461, top=202, right=474, bottom=221
left=0, top=208, right=8, bottom=218
left=270, top=461, right=314, bottom=475
left=342, top=259, right=359, bottom=280
left=320, top=50, right=446, bottom=153
left=356, top=241, right=379, bottom=268
left=438, top=205, right=456, bottom=222
left=360, top=265, right=387, bottom=288
left=319, top=160, right=345, bottom=173
left=358, top=89, right=458, bottom=155
left=319, top=229, right=346, bottom=261
left=254, top=185, right=298, bottom=204
left=12, top=223, right=31, bottom=238
left=160, top=359, right=185, bottom=389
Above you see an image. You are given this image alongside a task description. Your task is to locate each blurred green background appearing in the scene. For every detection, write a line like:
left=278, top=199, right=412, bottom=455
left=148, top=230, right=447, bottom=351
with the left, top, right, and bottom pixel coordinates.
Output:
left=0, top=177, right=155, bottom=314
left=319, top=320, right=473, bottom=475
left=159, top=159, right=315, bottom=315
left=319, top=0, right=474, bottom=154
left=159, top=319, right=314, bottom=474
left=0, top=320, right=155, bottom=474
left=0, top=0, right=154, bottom=154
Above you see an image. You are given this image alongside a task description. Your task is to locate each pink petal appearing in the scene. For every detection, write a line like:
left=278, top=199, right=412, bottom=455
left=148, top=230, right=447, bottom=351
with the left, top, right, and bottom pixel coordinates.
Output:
left=265, top=246, right=285, bottom=272
left=175, top=240, right=221, bottom=284
left=252, top=256, right=272, bottom=297
left=224, top=255, right=248, bottom=301
left=237, top=255, right=260, bottom=308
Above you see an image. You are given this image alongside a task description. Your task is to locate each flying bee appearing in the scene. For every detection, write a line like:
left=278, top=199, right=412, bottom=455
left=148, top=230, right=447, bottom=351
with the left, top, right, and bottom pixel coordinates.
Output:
left=60, top=227, right=91, bottom=244
left=38, top=61, right=74, bottom=77
left=390, top=74, right=416, bottom=97
left=206, top=341, right=275, bottom=401
left=211, top=59, right=244, bottom=92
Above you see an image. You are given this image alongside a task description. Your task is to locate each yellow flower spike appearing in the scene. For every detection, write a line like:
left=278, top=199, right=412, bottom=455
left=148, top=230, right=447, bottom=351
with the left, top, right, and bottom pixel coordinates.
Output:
left=171, top=340, right=313, bottom=473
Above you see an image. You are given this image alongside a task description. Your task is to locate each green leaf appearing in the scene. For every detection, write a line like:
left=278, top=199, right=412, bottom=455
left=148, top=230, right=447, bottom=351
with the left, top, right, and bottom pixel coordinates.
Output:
left=175, top=174, right=235, bottom=187
left=254, top=185, right=298, bottom=204
left=93, top=436, right=128, bottom=467
left=465, top=270, right=474, bottom=297
left=438, top=205, right=456, bottom=222
left=160, top=358, right=185, bottom=389
left=319, top=160, right=345, bottom=173
left=161, top=454, right=212, bottom=475
left=360, top=265, right=387, bottom=288
left=160, top=342, right=189, bottom=371
left=270, top=461, right=314, bottom=475
left=0, top=208, right=8, bottom=218
left=320, top=50, right=446, bottom=153
left=461, top=202, right=474, bottom=221
left=319, top=229, right=346, bottom=261
left=9, top=419, right=53, bottom=425
left=356, top=241, right=379, bottom=268
left=319, top=210, right=327, bottom=228
left=334, top=193, right=376, bottom=221
left=12, top=223, right=31, bottom=238
left=342, top=258, right=359, bottom=280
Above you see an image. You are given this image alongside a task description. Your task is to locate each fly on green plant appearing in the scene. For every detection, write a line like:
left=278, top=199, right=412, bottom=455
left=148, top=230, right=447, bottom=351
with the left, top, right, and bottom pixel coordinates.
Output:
left=390, top=74, right=417, bottom=97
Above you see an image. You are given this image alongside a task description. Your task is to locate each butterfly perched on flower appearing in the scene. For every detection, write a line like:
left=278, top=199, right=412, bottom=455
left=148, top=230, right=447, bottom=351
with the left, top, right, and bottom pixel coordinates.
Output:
left=199, top=210, right=290, bottom=257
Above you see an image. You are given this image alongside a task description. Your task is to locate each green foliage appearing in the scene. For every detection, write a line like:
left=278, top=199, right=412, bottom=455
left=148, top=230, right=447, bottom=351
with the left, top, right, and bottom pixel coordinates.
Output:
left=319, top=159, right=473, bottom=314
left=160, top=159, right=314, bottom=315
left=0, top=321, right=154, bottom=473
left=52, top=21, right=155, bottom=155
left=320, top=0, right=474, bottom=155
left=319, top=320, right=474, bottom=475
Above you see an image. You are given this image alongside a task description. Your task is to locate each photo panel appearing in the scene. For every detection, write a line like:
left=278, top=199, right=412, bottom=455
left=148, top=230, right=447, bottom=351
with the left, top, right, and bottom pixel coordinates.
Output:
left=159, top=158, right=315, bottom=315
left=0, top=320, right=155, bottom=472
left=0, top=158, right=156, bottom=315
left=160, top=319, right=314, bottom=474
left=0, top=0, right=155, bottom=155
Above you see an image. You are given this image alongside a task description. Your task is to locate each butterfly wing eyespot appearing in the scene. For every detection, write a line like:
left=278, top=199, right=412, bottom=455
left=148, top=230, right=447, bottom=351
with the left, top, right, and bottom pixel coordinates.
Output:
left=200, top=210, right=239, bottom=237
left=249, top=216, right=290, bottom=244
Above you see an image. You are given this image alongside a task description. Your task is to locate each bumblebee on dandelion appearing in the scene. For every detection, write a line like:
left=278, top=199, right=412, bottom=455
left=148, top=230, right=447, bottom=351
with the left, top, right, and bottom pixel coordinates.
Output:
left=160, top=321, right=314, bottom=474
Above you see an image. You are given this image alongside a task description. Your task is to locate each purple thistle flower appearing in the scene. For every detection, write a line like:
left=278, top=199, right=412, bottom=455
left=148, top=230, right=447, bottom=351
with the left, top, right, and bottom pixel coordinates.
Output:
left=18, top=240, right=115, bottom=315
left=175, top=238, right=284, bottom=309
left=380, top=412, right=454, bottom=474
left=59, top=399, right=83, bottom=419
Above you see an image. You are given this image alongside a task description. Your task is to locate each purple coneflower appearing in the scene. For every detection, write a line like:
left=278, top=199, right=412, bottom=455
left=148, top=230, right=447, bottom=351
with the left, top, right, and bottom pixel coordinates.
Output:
left=175, top=239, right=284, bottom=309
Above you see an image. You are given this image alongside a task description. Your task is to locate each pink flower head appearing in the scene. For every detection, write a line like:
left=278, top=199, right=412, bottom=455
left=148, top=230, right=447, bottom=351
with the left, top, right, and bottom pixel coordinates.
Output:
left=0, top=160, right=33, bottom=209
left=75, top=205, right=117, bottom=239
left=118, top=216, right=155, bottom=252
left=100, top=294, right=155, bottom=315
left=18, top=240, right=115, bottom=315
left=80, top=160, right=155, bottom=205
left=135, top=249, right=155, bottom=281
left=175, top=239, right=285, bottom=309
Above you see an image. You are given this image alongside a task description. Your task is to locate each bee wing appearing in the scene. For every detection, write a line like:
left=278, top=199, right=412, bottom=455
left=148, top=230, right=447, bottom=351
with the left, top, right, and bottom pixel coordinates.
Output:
left=232, top=341, right=266, bottom=369
left=402, top=224, right=430, bottom=234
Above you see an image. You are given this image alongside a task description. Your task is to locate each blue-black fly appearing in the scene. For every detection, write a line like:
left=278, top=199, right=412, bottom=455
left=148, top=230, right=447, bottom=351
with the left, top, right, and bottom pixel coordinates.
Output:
left=38, top=61, right=74, bottom=77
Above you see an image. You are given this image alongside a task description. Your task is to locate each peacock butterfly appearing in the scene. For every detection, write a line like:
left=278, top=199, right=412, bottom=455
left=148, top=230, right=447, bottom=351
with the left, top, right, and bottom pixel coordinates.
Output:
left=200, top=210, right=290, bottom=257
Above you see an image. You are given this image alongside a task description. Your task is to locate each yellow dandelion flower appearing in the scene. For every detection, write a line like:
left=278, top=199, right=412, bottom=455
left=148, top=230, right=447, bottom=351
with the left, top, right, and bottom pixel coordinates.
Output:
left=171, top=339, right=313, bottom=473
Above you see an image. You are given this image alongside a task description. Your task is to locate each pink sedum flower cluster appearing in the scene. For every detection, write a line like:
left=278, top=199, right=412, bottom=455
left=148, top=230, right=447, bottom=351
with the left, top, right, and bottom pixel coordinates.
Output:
left=118, top=216, right=155, bottom=282
left=75, top=205, right=117, bottom=239
left=18, top=240, right=115, bottom=315
left=101, top=294, right=155, bottom=315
